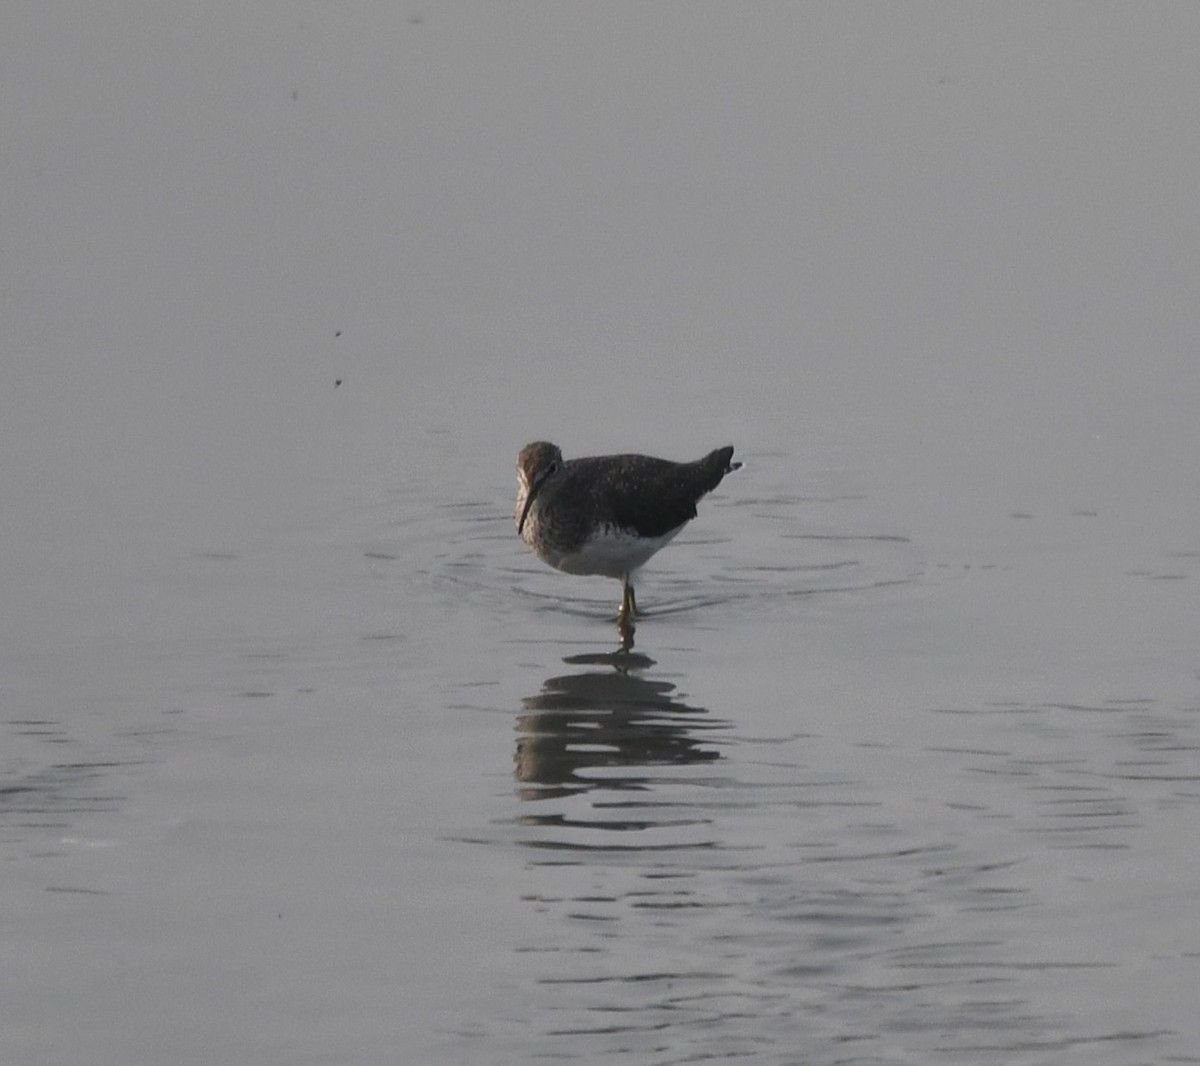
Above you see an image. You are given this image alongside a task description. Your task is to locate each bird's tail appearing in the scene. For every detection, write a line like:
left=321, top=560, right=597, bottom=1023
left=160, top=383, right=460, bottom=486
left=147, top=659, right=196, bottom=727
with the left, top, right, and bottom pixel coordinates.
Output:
left=701, top=445, right=742, bottom=490
left=719, top=446, right=743, bottom=473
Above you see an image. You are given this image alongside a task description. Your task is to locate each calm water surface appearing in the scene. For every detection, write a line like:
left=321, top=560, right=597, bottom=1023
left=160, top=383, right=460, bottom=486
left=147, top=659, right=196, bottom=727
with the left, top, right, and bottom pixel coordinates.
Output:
left=4, top=436, right=1199, bottom=1065
left=5, top=5, right=1200, bottom=1064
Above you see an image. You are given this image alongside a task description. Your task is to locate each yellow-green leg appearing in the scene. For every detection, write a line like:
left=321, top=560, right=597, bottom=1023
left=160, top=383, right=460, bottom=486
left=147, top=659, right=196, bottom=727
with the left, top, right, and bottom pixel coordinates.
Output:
left=617, top=580, right=637, bottom=649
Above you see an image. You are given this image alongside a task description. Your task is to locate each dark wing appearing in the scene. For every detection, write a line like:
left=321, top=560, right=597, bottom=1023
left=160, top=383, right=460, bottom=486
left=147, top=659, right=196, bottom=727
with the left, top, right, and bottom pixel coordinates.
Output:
left=575, top=447, right=737, bottom=539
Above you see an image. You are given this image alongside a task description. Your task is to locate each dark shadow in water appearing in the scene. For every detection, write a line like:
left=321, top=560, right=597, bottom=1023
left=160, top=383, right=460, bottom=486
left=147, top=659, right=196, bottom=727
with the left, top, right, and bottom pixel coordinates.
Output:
left=515, top=651, right=728, bottom=812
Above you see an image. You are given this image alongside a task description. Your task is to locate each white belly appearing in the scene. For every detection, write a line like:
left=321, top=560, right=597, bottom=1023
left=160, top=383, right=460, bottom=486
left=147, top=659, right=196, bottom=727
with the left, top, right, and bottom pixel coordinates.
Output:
left=555, top=524, right=685, bottom=579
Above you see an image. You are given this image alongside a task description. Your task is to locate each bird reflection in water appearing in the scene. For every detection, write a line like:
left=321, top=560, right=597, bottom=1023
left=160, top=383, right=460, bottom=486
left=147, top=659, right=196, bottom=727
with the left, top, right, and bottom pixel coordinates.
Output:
left=515, top=651, right=728, bottom=836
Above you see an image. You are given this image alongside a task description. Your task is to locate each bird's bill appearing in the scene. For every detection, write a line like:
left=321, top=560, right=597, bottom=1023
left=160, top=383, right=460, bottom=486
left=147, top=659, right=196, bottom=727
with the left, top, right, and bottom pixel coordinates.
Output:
left=517, top=486, right=538, bottom=535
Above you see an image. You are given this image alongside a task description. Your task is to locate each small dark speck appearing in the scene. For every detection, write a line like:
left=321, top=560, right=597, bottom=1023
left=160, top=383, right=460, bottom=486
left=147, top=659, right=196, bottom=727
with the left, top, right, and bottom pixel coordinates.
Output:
left=1010, top=512, right=1034, bottom=520
left=335, top=330, right=342, bottom=337
left=409, top=14, right=424, bottom=25
left=334, top=379, right=342, bottom=388
left=291, top=89, right=299, bottom=101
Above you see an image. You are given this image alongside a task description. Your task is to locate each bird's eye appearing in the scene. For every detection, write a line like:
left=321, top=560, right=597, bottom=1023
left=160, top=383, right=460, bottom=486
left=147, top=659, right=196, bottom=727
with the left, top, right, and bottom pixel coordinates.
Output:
left=547, top=461, right=559, bottom=475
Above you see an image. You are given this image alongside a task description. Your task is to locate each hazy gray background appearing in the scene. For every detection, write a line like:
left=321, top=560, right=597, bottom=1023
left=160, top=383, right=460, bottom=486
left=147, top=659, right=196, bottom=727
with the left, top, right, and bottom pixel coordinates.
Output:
left=3, top=4, right=1199, bottom=1063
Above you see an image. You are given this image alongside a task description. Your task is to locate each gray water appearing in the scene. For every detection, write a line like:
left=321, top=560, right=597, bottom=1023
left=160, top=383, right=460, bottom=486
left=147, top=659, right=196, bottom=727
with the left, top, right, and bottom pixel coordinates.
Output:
left=4, top=5, right=1200, bottom=1064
